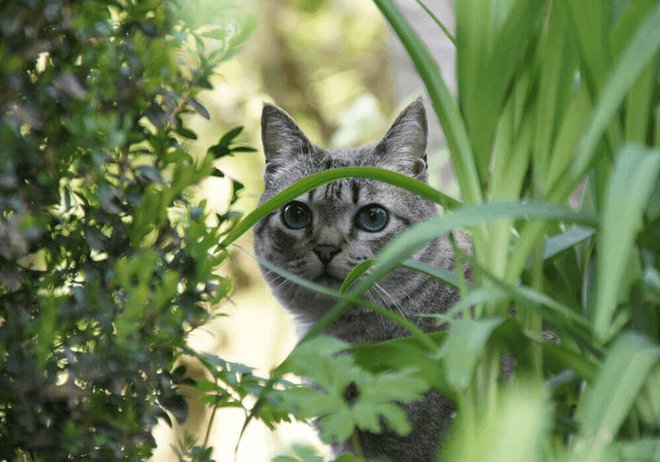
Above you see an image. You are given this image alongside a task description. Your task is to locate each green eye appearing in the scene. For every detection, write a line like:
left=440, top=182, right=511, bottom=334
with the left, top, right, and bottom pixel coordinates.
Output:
left=281, top=201, right=312, bottom=230
left=356, top=204, right=388, bottom=232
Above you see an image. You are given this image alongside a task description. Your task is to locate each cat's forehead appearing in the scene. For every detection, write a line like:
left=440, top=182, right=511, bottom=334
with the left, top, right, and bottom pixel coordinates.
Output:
left=308, top=145, right=376, bottom=170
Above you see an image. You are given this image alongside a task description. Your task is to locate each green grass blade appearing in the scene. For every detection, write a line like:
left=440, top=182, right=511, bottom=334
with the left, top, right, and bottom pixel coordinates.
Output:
left=553, top=3, right=660, bottom=199
left=401, top=259, right=465, bottom=289
left=414, top=0, right=456, bottom=46
left=570, top=333, right=660, bottom=462
left=373, top=0, right=482, bottom=205
left=613, top=438, right=660, bottom=461
left=439, top=318, right=503, bottom=390
left=462, top=0, right=547, bottom=181
left=624, top=58, right=657, bottom=143
left=253, top=253, right=434, bottom=349
left=563, top=0, right=612, bottom=96
left=303, top=201, right=598, bottom=344
left=543, top=342, right=598, bottom=382
left=543, top=226, right=596, bottom=261
left=219, top=166, right=460, bottom=247
left=339, top=259, right=373, bottom=293
left=593, top=144, right=660, bottom=341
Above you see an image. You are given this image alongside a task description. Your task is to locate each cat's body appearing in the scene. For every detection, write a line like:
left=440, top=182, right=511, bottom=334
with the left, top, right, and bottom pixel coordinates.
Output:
left=254, top=100, right=463, bottom=461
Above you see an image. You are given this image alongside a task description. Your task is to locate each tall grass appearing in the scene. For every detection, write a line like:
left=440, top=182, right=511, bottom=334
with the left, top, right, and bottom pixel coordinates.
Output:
left=224, top=1, right=659, bottom=460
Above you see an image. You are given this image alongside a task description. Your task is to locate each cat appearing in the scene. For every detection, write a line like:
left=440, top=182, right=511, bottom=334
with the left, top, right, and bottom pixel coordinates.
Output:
left=253, top=99, right=465, bottom=461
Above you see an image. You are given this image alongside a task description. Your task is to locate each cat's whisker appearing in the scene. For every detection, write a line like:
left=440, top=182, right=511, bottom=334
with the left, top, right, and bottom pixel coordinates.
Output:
left=364, top=290, right=388, bottom=333
left=373, top=282, right=409, bottom=321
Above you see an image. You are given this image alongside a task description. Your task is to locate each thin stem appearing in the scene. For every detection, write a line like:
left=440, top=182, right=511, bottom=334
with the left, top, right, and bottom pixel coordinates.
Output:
left=530, top=242, right=545, bottom=376
left=352, top=430, right=366, bottom=461
left=203, top=378, right=220, bottom=449
left=415, top=0, right=456, bottom=45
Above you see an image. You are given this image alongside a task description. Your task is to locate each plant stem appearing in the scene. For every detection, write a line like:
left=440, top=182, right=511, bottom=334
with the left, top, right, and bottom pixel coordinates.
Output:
left=352, top=430, right=365, bottom=461
left=203, top=380, right=220, bottom=449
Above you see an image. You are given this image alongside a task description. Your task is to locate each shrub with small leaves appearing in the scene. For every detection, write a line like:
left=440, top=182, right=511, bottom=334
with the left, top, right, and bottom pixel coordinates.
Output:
left=0, top=0, right=253, bottom=459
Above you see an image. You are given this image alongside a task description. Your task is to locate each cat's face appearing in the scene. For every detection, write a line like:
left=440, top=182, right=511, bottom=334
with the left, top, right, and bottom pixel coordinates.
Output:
left=253, top=100, right=437, bottom=320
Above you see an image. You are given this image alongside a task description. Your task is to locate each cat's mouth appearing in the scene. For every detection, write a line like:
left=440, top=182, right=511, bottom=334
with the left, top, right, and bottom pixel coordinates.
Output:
left=314, top=272, right=344, bottom=287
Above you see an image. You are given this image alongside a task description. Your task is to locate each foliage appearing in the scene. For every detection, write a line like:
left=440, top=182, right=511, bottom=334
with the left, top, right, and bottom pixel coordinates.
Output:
left=0, top=0, right=255, bottom=460
left=216, top=0, right=660, bottom=460
left=277, top=336, right=427, bottom=443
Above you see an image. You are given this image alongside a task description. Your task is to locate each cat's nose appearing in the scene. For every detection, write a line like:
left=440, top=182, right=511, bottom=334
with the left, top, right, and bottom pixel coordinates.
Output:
left=313, top=244, right=340, bottom=265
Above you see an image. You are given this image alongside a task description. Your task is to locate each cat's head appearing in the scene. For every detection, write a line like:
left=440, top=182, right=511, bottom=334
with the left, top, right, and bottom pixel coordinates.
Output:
left=253, top=99, right=437, bottom=320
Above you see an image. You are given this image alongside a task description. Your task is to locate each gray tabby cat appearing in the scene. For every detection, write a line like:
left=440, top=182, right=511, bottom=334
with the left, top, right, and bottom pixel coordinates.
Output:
left=253, top=100, right=462, bottom=461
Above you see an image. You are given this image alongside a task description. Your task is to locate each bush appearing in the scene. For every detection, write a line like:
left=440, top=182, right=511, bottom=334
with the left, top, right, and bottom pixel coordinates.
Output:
left=0, top=1, right=253, bottom=459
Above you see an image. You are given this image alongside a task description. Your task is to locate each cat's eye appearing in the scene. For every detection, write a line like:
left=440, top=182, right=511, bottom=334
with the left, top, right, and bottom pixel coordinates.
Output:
left=281, top=201, right=312, bottom=230
left=356, top=204, right=388, bottom=232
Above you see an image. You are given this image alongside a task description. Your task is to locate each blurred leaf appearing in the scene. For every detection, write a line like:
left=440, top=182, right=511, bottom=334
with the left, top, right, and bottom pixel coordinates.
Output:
left=571, top=333, right=660, bottom=462
left=187, top=97, right=210, bottom=120
left=543, top=226, right=596, bottom=261
left=439, top=318, right=503, bottom=390
left=443, top=380, right=551, bottom=462
left=594, top=144, right=660, bottom=340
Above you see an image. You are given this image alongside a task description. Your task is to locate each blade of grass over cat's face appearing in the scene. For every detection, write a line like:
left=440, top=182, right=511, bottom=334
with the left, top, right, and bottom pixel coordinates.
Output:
left=251, top=253, right=435, bottom=351
left=219, top=166, right=460, bottom=248
left=303, top=202, right=599, bottom=343
left=339, top=259, right=373, bottom=293
left=401, top=259, right=466, bottom=290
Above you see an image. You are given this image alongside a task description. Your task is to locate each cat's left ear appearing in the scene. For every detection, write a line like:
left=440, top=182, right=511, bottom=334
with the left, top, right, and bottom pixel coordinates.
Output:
left=375, top=98, right=428, bottom=179
left=261, top=103, right=312, bottom=174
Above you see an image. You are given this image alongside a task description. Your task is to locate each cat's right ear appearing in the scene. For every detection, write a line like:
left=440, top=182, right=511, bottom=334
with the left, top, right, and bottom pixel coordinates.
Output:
left=261, top=104, right=311, bottom=174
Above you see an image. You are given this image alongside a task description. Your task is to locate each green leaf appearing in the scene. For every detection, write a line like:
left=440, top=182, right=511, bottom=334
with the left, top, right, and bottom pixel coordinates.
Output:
left=339, top=259, right=373, bottom=292
left=443, top=380, right=551, bottom=462
left=414, top=0, right=456, bottom=45
left=553, top=2, right=660, bottom=198
left=571, top=333, right=660, bottom=462
left=350, top=332, right=449, bottom=394
left=439, top=318, right=503, bottom=390
left=543, top=226, right=596, bottom=261
left=218, top=126, right=243, bottom=146
left=373, top=0, right=482, bottom=205
left=613, top=438, right=660, bottom=461
left=304, top=201, right=598, bottom=344
left=401, top=259, right=466, bottom=289
left=594, top=144, right=660, bottom=340
left=278, top=336, right=429, bottom=444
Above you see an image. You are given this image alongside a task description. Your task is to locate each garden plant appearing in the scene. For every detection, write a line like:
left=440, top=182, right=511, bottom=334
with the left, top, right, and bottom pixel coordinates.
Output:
left=0, top=0, right=658, bottom=461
